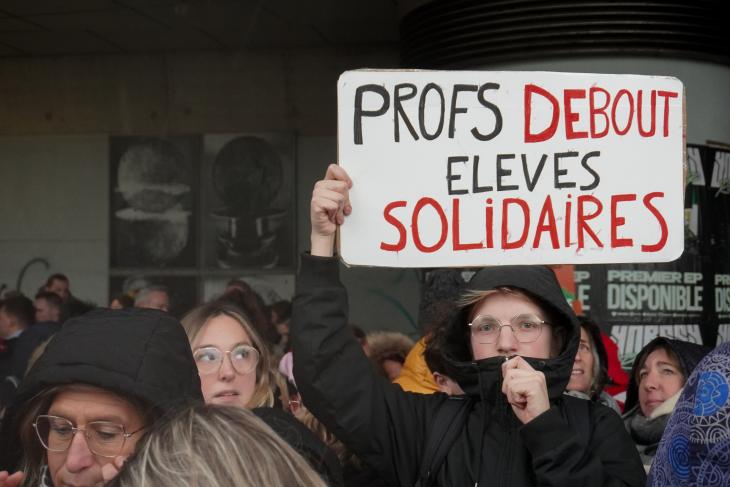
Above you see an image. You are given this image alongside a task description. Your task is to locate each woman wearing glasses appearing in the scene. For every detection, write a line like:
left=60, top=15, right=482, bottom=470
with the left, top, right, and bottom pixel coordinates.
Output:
left=180, top=301, right=344, bottom=486
left=0, top=308, right=203, bottom=487
left=291, top=164, right=646, bottom=487
left=182, top=301, right=277, bottom=409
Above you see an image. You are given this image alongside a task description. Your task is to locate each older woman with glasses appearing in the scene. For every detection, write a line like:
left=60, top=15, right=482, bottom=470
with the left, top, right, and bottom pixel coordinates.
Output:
left=0, top=308, right=202, bottom=487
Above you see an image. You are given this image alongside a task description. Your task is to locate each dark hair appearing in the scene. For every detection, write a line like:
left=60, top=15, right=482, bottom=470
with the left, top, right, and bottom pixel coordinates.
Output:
left=423, top=332, right=448, bottom=375
left=0, top=294, right=36, bottom=328
left=269, top=300, right=292, bottom=323
left=633, top=342, right=682, bottom=384
left=111, top=293, right=135, bottom=309
left=219, top=285, right=277, bottom=345
left=577, top=317, right=609, bottom=399
left=35, top=291, right=63, bottom=307
left=350, top=324, right=366, bottom=342
left=45, top=273, right=69, bottom=287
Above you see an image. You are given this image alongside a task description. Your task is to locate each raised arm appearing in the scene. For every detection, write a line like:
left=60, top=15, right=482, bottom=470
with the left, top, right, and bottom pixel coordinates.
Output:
left=292, top=164, right=441, bottom=486
left=309, top=163, right=352, bottom=257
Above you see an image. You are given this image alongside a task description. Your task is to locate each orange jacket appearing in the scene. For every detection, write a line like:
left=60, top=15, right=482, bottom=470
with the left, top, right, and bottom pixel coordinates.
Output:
left=393, top=337, right=438, bottom=394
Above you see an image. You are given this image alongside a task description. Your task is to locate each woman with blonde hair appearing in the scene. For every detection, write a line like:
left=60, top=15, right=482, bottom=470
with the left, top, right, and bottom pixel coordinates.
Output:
left=181, top=301, right=344, bottom=485
left=181, top=301, right=278, bottom=408
left=107, top=404, right=327, bottom=487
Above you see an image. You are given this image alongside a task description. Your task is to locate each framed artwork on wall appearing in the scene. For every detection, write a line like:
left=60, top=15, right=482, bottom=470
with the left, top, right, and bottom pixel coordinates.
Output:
left=202, top=133, right=296, bottom=270
left=109, top=135, right=200, bottom=269
left=108, top=132, right=296, bottom=312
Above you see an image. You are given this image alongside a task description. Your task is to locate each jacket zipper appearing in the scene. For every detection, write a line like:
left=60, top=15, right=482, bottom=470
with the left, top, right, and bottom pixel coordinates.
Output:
left=495, top=383, right=516, bottom=487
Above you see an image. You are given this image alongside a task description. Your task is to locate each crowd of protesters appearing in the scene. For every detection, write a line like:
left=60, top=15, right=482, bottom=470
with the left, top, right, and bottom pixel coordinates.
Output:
left=0, top=165, right=728, bottom=486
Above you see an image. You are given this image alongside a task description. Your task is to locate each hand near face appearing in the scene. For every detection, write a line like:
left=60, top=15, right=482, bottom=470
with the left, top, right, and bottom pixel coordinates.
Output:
left=501, top=356, right=550, bottom=424
left=310, top=164, right=353, bottom=257
left=0, top=470, right=25, bottom=487
left=97, top=455, right=128, bottom=486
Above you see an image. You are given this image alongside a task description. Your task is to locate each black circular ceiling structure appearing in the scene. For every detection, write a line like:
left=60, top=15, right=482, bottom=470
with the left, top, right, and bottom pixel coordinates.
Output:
left=400, top=0, right=730, bottom=68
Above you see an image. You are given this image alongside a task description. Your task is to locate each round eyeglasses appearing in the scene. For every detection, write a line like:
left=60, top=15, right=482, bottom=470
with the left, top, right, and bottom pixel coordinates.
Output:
left=468, top=314, right=549, bottom=344
left=193, top=344, right=260, bottom=376
left=33, top=415, right=144, bottom=458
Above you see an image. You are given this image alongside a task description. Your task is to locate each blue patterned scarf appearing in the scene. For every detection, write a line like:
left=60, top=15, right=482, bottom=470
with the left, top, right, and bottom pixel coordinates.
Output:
left=648, top=342, right=730, bottom=486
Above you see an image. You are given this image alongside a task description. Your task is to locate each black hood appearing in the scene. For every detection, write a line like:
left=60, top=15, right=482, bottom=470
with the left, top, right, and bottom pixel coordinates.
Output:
left=437, top=265, right=579, bottom=404
left=624, top=337, right=711, bottom=412
left=0, top=308, right=203, bottom=469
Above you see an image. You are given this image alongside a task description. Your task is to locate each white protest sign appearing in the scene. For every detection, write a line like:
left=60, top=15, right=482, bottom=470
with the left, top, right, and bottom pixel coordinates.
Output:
left=337, top=70, right=685, bottom=268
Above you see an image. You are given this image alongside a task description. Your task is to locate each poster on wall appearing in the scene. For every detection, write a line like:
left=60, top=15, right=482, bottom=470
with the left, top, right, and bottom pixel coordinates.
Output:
left=202, top=133, right=296, bottom=270
left=709, top=147, right=730, bottom=344
left=109, top=136, right=200, bottom=268
left=337, top=70, right=685, bottom=267
left=574, top=144, right=722, bottom=367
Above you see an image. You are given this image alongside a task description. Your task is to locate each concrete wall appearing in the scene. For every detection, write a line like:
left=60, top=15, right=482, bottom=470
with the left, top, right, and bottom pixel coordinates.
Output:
left=0, top=136, right=108, bottom=301
left=0, top=47, right=423, bottom=336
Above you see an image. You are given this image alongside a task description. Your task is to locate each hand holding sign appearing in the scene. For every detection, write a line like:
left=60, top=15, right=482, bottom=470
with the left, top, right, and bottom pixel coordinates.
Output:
left=501, top=356, right=550, bottom=424
left=311, top=163, right=353, bottom=257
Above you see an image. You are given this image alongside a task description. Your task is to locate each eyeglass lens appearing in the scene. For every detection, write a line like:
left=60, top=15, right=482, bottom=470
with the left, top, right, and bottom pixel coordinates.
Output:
left=34, top=415, right=126, bottom=458
left=194, top=344, right=259, bottom=375
left=470, top=314, right=545, bottom=343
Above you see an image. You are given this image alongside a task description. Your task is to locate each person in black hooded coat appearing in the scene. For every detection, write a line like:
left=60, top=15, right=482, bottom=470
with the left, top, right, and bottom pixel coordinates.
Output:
left=0, top=308, right=204, bottom=487
left=291, top=164, right=646, bottom=487
left=622, top=336, right=711, bottom=471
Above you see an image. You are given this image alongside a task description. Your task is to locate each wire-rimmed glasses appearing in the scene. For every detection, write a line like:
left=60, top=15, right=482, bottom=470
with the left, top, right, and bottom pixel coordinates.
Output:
left=193, top=344, right=260, bottom=375
left=33, top=415, right=144, bottom=458
left=468, top=314, right=549, bottom=344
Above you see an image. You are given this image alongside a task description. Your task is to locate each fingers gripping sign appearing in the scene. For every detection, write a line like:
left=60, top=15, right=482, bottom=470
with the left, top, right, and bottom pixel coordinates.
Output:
left=311, top=164, right=353, bottom=257
left=501, top=356, right=550, bottom=424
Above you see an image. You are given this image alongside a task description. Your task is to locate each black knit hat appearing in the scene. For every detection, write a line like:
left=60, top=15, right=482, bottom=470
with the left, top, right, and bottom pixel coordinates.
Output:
left=15, top=307, right=203, bottom=410
left=0, top=308, right=203, bottom=469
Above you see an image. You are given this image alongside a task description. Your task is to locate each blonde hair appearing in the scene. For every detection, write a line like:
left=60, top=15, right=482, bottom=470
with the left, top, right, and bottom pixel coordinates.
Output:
left=182, top=301, right=277, bottom=408
left=296, top=407, right=362, bottom=469
left=16, top=387, right=59, bottom=487
left=108, top=405, right=327, bottom=487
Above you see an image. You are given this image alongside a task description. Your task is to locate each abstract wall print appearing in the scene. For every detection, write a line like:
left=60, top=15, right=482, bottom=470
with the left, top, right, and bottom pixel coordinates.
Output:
left=202, top=133, right=296, bottom=270
left=110, top=136, right=200, bottom=268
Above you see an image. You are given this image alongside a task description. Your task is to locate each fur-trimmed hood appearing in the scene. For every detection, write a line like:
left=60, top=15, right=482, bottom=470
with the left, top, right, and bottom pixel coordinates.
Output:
left=366, top=331, right=415, bottom=367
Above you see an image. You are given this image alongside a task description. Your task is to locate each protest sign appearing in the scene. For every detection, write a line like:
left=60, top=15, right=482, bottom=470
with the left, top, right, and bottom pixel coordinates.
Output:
left=337, top=70, right=685, bottom=268
left=572, top=145, right=730, bottom=366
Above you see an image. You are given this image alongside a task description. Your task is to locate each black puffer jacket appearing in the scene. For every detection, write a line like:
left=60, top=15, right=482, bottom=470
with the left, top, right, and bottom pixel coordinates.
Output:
left=292, top=254, right=646, bottom=487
